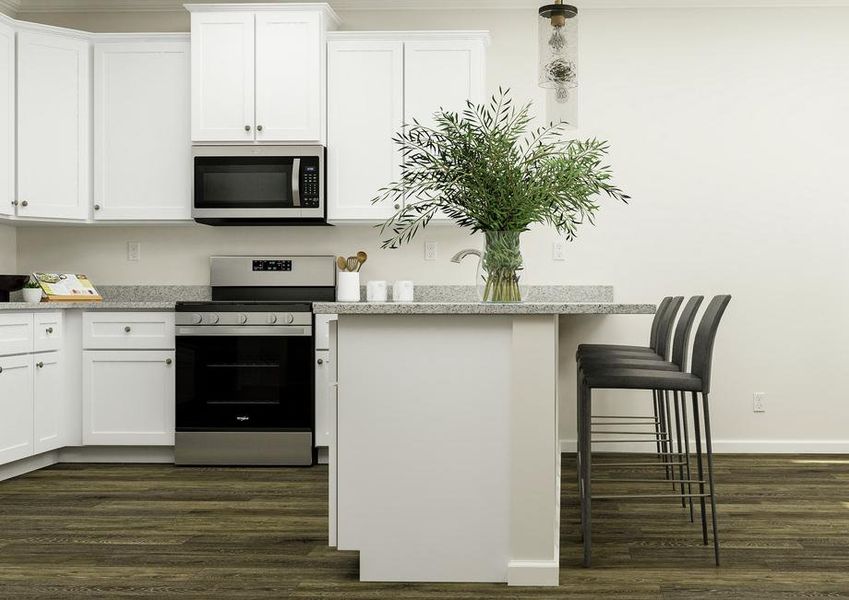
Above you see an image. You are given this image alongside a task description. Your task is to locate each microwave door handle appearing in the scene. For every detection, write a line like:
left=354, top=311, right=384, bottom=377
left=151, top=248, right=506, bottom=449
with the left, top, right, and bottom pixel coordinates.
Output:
left=292, top=158, right=301, bottom=208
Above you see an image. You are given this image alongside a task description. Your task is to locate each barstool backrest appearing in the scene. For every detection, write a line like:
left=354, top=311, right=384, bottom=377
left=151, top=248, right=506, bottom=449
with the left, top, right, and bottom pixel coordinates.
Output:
left=671, top=296, right=704, bottom=369
left=655, top=296, right=684, bottom=360
left=691, top=295, right=732, bottom=394
left=648, top=296, right=673, bottom=351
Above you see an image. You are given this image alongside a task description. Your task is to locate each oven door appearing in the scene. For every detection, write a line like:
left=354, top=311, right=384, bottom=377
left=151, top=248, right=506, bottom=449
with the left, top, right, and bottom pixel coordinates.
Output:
left=176, top=329, right=313, bottom=432
left=192, top=145, right=325, bottom=223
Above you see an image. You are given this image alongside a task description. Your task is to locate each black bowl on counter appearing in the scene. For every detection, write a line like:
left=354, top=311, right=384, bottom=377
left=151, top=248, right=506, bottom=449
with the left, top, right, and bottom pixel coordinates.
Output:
left=0, top=275, right=31, bottom=302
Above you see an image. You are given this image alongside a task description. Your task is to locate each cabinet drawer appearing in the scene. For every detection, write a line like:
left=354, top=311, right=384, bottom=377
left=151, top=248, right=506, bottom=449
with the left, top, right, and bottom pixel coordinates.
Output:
left=83, top=312, right=175, bottom=350
left=34, top=311, right=63, bottom=352
left=0, top=313, right=34, bottom=356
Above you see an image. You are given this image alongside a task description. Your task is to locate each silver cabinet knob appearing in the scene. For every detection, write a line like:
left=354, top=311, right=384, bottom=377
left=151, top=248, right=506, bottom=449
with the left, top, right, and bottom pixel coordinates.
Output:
left=394, top=203, right=401, bottom=210
left=245, top=125, right=251, bottom=132
left=46, top=327, right=53, bottom=334
left=94, top=204, right=101, bottom=211
left=21, top=200, right=28, bottom=207
left=11, top=200, right=18, bottom=206
left=124, top=326, right=132, bottom=333
left=165, top=358, right=173, bottom=366
left=317, top=358, right=324, bottom=365
left=36, top=361, right=44, bottom=369
left=257, top=125, right=263, bottom=132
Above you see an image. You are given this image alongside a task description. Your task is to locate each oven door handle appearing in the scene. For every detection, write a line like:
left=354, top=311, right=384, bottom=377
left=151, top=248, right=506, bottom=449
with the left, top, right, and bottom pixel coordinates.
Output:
left=177, top=326, right=312, bottom=337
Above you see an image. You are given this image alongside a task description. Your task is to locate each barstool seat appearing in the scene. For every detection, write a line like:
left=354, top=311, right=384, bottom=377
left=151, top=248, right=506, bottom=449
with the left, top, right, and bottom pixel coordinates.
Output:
left=582, top=368, right=703, bottom=391
left=579, top=356, right=679, bottom=371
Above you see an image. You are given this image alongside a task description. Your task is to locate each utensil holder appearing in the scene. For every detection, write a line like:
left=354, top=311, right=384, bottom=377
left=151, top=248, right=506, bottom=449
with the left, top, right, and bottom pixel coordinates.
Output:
left=337, top=271, right=361, bottom=302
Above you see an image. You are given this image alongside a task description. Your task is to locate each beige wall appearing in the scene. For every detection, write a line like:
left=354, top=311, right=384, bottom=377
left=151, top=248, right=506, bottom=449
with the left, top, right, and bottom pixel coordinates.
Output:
left=11, top=6, right=849, bottom=450
left=0, top=224, right=15, bottom=272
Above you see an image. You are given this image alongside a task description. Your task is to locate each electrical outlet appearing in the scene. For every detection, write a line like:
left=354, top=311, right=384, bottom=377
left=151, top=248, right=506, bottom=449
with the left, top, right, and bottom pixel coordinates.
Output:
left=553, top=239, right=567, bottom=261
left=127, top=241, right=141, bottom=262
left=424, top=240, right=438, bottom=261
left=753, top=392, right=766, bottom=413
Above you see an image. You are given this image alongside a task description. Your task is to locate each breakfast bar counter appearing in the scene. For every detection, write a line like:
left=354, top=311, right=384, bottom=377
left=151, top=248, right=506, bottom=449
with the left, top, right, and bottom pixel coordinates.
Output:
left=321, top=301, right=654, bottom=587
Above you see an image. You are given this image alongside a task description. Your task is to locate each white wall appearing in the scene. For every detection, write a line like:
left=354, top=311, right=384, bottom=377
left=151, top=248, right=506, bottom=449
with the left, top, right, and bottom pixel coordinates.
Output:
left=12, top=6, right=849, bottom=451
left=0, top=223, right=15, bottom=272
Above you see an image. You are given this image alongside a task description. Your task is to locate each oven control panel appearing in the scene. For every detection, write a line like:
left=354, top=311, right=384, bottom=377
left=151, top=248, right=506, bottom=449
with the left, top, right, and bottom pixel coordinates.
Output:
left=176, top=311, right=312, bottom=327
left=252, top=259, right=292, bottom=272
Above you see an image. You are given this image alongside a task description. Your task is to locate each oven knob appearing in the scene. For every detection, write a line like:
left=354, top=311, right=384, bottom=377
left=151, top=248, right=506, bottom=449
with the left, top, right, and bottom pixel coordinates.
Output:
left=238, top=314, right=248, bottom=325
left=267, top=314, right=278, bottom=325
left=207, top=313, right=220, bottom=325
left=191, top=313, right=202, bottom=325
left=284, top=313, right=294, bottom=324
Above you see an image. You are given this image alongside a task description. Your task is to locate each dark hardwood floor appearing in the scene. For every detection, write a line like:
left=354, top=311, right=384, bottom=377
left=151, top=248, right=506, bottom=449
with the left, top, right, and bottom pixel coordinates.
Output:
left=1, top=454, right=848, bottom=599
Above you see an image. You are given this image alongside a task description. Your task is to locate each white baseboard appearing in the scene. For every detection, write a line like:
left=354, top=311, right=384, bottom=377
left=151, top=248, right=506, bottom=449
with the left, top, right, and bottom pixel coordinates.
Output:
left=0, top=451, right=60, bottom=482
left=507, top=560, right=559, bottom=587
left=560, top=439, right=849, bottom=454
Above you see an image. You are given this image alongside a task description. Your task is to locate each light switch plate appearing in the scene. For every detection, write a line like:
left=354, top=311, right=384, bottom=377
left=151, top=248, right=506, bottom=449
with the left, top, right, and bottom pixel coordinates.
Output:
left=553, top=239, right=567, bottom=261
left=127, top=241, right=141, bottom=262
left=424, top=241, right=438, bottom=261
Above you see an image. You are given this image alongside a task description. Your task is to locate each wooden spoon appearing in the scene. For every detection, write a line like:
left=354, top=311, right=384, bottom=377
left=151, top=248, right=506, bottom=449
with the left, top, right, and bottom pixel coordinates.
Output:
left=336, top=256, right=348, bottom=271
left=356, top=251, right=368, bottom=272
left=347, top=256, right=359, bottom=272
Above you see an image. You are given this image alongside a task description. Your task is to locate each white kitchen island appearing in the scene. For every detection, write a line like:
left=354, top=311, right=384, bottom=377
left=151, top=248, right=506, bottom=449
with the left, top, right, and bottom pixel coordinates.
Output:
left=313, top=300, right=655, bottom=587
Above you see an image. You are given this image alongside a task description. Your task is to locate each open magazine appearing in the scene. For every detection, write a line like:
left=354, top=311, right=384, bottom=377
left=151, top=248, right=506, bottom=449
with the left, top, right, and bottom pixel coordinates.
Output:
left=33, top=273, right=103, bottom=302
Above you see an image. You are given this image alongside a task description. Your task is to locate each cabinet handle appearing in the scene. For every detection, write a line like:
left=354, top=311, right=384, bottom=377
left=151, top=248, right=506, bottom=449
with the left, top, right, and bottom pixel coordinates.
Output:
left=94, top=204, right=101, bottom=211
left=317, top=358, right=324, bottom=365
left=245, top=125, right=251, bottom=132
left=46, top=327, right=53, bottom=334
left=124, top=326, right=132, bottom=333
left=165, top=358, right=173, bottom=366
left=21, top=200, right=28, bottom=207
left=36, top=361, right=44, bottom=369
left=257, top=125, right=263, bottom=132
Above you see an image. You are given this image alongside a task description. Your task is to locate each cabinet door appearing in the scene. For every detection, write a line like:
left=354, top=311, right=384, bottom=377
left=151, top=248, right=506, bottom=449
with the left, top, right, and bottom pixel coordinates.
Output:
left=17, top=31, right=90, bottom=220
left=94, top=40, right=191, bottom=220
left=0, top=21, right=13, bottom=218
left=0, top=354, right=34, bottom=465
left=33, top=352, right=63, bottom=454
left=190, top=12, right=255, bottom=142
left=255, top=11, right=321, bottom=142
left=404, top=40, right=486, bottom=221
left=83, top=350, right=175, bottom=446
left=327, top=41, right=403, bottom=222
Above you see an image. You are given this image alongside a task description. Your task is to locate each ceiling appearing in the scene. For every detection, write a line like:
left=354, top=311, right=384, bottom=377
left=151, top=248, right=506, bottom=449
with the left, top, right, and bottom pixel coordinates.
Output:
left=5, top=0, right=849, bottom=13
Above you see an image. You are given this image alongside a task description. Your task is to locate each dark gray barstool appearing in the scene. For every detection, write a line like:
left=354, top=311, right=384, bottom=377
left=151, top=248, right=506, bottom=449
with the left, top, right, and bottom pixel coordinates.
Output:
left=580, top=296, right=705, bottom=517
left=577, top=295, right=731, bottom=568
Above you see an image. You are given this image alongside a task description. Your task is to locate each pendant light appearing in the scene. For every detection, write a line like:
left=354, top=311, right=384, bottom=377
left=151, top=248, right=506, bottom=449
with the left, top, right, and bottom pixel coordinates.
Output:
left=538, top=1, right=578, bottom=104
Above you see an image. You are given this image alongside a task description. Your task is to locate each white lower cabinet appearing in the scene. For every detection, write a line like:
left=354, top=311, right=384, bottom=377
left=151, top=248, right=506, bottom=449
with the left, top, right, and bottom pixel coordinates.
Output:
left=0, top=353, right=34, bottom=464
left=82, top=350, right=175, bottom=446
left=33, top=351, right=64, bottom=454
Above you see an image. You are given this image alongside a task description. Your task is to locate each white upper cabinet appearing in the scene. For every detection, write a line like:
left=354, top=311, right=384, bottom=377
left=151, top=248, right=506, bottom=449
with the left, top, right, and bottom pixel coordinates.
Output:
left=0, top=20, right=13, bottom=219
left=325, top=32, right=489, bottom=224
left=17, top=30, right=90, bottom=221
left=94, top=37, right=191, bottom=221
left=190, top=11, right=255, bottom=142
left=255, top=11, right=321, bottom=142
left=327, top=39, right=403, bottom=222
left=188, top=4, right=337, bottom=144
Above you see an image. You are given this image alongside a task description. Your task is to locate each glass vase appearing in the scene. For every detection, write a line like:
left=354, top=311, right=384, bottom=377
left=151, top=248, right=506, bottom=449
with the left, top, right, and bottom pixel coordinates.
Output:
left=477, top=231, right=526, bottom=303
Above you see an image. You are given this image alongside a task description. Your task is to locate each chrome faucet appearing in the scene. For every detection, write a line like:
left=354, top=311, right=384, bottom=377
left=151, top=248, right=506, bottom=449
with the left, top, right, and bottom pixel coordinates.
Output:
left=450, top=249, right=481, bottom=264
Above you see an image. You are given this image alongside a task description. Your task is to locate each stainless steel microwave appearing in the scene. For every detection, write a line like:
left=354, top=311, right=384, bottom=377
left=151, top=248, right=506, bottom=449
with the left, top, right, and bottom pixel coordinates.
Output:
left=191, top=145, right=326, bottom=226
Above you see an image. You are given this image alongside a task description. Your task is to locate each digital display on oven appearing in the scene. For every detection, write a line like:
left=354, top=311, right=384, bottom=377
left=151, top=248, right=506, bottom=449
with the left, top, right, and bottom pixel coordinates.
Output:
left=252, top=259, right=292, bottom=272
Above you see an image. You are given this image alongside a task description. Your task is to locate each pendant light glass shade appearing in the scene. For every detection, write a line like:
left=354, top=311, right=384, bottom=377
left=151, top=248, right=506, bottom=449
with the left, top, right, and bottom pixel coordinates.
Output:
left=538, top=2, right=578, bottom=105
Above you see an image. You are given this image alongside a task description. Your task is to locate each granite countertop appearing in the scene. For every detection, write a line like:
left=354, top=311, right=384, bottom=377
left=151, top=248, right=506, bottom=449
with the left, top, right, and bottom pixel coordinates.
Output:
left=313, top=301, right=656, bottom=315
left=0, top=301, right=176, bottom=312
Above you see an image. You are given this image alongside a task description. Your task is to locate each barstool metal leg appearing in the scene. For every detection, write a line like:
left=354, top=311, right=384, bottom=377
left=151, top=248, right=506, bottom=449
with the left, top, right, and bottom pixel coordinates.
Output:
left=673, top=392, right=686, bottom=506
left=702, top=392, right=721, bottom=566
left=664, top=391, right=676, bottom=491
left=679, top=391, right=695, bottom=522
left=581, top=384, right=593, bottom=567
left=691, top=391, right=708, bottom=545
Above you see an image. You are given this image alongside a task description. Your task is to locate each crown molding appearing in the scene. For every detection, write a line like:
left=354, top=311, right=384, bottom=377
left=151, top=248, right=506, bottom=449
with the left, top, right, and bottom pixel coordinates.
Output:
left=12, top=0, right=849, bottom=14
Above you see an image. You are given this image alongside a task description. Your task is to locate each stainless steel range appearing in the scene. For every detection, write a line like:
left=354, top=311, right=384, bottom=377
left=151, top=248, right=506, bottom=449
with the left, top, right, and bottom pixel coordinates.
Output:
left=174, top=255, right=335, bottom=466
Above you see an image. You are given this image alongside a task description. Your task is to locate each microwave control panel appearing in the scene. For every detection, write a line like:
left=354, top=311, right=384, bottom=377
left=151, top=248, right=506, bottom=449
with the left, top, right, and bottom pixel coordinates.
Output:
left=301, top=158, right=321, bottom=209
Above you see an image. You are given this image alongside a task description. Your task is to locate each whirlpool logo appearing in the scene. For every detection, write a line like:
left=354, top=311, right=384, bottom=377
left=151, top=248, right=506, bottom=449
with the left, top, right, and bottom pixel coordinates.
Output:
left=236, top=416, right=250, bottom=422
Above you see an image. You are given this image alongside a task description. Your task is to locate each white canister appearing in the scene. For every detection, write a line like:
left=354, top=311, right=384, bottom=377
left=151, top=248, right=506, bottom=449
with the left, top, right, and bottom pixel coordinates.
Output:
left=22, top=288, right=43, bottom=303
left=366, top=280, right=388, bottom=302
left=336, top=271, right=361, bottom=302
left=392, top=280, right=415, bottom=303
